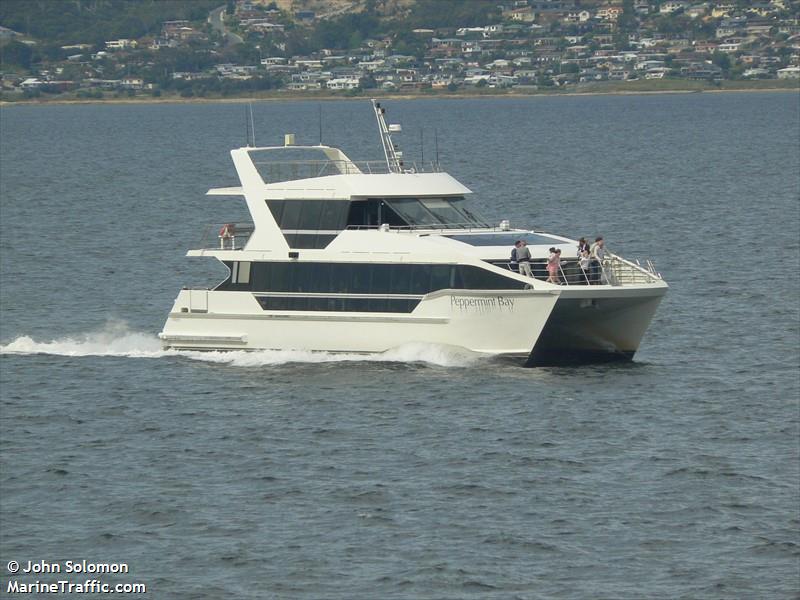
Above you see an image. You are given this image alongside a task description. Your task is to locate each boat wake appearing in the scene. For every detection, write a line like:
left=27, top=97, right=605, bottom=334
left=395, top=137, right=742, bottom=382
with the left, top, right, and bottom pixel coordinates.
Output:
left=0, top=322, right=481, bottom=368
left=0, top=322, right=165, bottom=358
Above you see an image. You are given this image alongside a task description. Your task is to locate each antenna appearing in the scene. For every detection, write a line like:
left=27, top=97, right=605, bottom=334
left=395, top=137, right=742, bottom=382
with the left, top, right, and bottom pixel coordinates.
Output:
left=248, top=103, right=256, bottom=147
left=371, top=99, right=403, bottom=173
left=318, top=104, right=323, bottom=146
left=244, top=104, right=250, bottom=147
left=434, top=128, right=439, bottom=170
left=420, top=128, right=424, bottom=166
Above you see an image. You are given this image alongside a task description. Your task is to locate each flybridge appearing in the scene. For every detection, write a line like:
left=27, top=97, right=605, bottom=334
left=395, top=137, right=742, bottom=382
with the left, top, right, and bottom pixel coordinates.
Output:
left=209, top=99, right=440, bottom=191
left=245, top=146, right=443, bottom=185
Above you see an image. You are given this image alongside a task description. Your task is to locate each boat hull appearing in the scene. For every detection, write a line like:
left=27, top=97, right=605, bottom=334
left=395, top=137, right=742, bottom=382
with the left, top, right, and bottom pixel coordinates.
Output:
left=526, top=286, right=667, bottom=366
left=159, top=288, right=561, bottom=356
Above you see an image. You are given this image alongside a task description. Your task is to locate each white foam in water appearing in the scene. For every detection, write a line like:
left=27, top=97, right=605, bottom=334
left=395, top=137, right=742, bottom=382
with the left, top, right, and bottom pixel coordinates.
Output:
left=0, top=322, right=481, bottom=368
left=183, top=342, right=480, bottom=368
left=0, top=321, right=166, bottom=358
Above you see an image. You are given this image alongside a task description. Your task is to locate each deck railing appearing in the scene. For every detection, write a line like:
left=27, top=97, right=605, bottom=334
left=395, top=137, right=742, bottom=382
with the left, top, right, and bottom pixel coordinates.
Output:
left=345, top=222, right=492, bottom=232
left=252, top=159, right=442, bottom=183
left=494, top=254, right=662, bottom=286
left=198, top=222, right=255, bottom=250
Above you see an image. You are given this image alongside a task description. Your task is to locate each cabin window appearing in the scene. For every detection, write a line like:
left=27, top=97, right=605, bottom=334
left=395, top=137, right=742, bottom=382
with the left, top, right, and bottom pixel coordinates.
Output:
left=218, top=262, right=525, bottom=294
left=346, top=199, right=405, bottom=228
left=266, top=199, right=350, bottom=249
left=255, top=296, right=420, bottom=313
left=385, top=198, right=440, bottom=227
left=233, top=261, right=251, bottom=284
left=419, top=198, right=463, bottom=225
left=346, top=197, right=490, bottom=229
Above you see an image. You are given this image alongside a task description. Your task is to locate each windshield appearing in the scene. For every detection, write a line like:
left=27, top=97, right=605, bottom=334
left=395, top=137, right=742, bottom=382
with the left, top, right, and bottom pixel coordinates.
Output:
left=383, top=197, right=488, bottom=228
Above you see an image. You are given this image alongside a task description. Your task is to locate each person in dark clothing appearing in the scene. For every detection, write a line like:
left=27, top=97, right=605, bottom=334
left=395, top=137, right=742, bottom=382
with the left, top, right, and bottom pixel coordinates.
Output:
left=590, top=236, right=606, bottom=284
left=510, top=240, right=521, bottom=272
left=517, top=241, right=533, bottom=277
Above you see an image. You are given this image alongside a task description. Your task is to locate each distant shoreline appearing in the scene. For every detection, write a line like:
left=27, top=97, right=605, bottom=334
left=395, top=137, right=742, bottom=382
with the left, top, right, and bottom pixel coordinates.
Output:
left=2, top=81, right=797, bottom=107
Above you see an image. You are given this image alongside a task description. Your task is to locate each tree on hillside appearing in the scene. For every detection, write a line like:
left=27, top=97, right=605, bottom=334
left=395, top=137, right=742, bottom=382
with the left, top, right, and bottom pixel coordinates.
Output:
left=0, top=40, right=33, bottom=69
left=0, top=0, right=221, bottom=45
left=399, top=0, right=501, bottom=29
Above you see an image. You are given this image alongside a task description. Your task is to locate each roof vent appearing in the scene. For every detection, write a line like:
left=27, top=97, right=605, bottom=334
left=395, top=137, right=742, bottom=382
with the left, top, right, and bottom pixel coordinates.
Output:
left=284, top=133, right=296, bottom=146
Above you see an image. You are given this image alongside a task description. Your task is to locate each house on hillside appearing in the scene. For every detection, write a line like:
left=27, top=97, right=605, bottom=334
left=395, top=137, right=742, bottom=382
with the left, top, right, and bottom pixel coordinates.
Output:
left=777, top=66, right=800, bottom=78
left=596, top=6, right=624, bottom=21
left=105, top=39, right=137, bottom=50
left=326, top=77, right=360, bottom=90
left=660, top=1, right=689, bottom=14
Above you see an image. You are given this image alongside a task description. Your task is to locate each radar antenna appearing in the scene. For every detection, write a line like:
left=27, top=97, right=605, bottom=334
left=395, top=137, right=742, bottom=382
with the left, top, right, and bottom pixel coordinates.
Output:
left=371, top=99, right=403, bottom=173
left=248, top=103, right=256, bottom=147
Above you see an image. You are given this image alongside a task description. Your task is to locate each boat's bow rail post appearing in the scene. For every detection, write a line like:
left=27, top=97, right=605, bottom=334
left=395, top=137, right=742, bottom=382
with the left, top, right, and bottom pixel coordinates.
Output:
left=603, top=253, right=662, bottom=285
left=197, top=222, right=255, bottom=250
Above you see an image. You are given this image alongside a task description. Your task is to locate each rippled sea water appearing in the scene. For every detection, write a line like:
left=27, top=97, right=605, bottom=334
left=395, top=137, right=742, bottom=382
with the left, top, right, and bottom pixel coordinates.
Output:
left=1, top=93, right=798, bottom=599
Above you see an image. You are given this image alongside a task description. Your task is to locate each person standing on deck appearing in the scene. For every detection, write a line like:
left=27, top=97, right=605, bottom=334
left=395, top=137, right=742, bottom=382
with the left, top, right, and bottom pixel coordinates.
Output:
left=517, top=240, right=533, bottom=277
left=590, top=236, right=606, bottom=284
left=510, top=240, right=521, bottom=272
left=579, top=248, right=591, bottom=284
left=546, top=247, right=561, bottom=284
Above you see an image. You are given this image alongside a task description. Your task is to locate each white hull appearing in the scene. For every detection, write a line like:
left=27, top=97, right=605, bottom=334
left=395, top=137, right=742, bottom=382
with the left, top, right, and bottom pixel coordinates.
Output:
left=158, top=102, right=668, bottom=366
left=160, top=288, right=561, bottom=357
left=527, top=285, right=668, bottom=365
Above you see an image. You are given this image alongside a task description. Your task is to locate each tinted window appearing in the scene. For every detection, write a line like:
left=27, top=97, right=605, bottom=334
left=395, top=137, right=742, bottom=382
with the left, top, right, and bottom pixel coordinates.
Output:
left=296, top=201, right=324, bottom=230
left=218, top=262, right=525, bottom=293
left=280, top=201, right=303, bottom=230
left=371, top=264, right=392, bottom=292
left=450, top=198, right=490, bottom=226
left=385, top=198, right=438, bottom=226
left=430, top=264, right=453, bottom=290
left=267, top=200, right=286, bottom=225
left=351, top=263, right=371, bottom=294
left=256, top=296, right=420, bottom=313
left=320, top=200, right=349, bottom=231
left=284, top=233, right=336, bottom=249
left=389, top=264, right=412, bottom=294
left=456, top=265, right=522, bottom=289
left=268, top=200, right=349, bottom=248
left=269, top=262, right=290, bottom=291
left=420, top=199, right=468, bottom=228
left=409, top=264, right=432, bottom=294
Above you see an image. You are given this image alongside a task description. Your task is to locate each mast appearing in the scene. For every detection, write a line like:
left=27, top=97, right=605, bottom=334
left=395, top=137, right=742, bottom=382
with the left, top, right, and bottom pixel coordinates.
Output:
left=371, top=99, right=403, bottom=174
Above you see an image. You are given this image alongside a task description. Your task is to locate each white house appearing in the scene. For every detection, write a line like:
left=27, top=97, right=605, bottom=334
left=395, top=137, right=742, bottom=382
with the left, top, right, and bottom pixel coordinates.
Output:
left=326, top=77, right=360, bottom=90
left=777, top=65, right=800, bottom=79
left=660, top=1, right=689, bottom=13
left=105, top=39, right=136, bottom=50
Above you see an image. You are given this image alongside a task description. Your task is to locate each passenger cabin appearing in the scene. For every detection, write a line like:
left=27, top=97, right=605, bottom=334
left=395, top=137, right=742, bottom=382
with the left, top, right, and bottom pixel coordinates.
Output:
left=216, top=145, right=487, bottom=250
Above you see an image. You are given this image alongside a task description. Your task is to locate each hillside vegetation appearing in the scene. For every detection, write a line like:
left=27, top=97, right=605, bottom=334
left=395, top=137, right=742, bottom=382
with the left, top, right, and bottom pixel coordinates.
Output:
left=0, top=0, right=221, bottom=46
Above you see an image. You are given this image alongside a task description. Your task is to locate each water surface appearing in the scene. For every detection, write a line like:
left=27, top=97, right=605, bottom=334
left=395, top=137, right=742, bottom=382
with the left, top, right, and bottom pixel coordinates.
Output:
left=1, top=93, right=798, bottom=598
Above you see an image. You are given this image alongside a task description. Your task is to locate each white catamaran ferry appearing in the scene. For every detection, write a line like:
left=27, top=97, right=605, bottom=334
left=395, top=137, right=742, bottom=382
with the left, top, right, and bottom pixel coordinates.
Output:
left=159, top=101, right=667, bottom=366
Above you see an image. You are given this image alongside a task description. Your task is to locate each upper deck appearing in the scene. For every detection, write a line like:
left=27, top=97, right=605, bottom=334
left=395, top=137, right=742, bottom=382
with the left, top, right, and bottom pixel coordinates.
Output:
left=215, top=145, right=472, bottom=201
